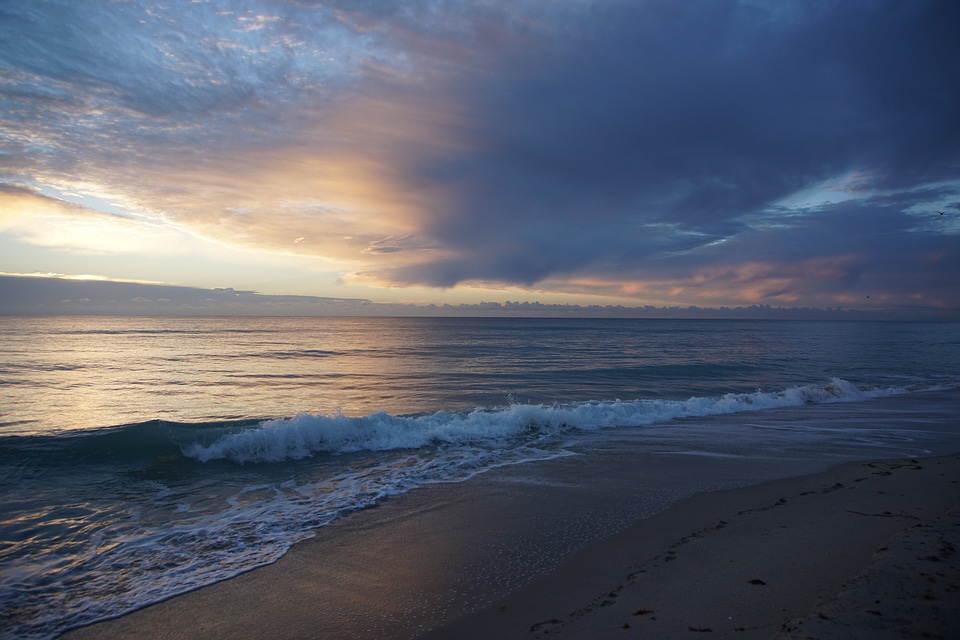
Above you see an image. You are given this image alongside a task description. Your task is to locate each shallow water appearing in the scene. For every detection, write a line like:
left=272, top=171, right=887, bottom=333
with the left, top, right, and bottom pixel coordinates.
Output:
left=1, top=317, right=958, bottom=639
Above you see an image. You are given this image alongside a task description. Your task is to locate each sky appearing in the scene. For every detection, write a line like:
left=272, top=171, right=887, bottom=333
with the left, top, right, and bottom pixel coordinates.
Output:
left=1, top=0, right=959, bottom=316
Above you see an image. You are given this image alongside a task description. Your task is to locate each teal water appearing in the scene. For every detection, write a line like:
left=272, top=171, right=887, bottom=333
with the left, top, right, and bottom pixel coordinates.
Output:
left=1, top=317, right=959, bottom=638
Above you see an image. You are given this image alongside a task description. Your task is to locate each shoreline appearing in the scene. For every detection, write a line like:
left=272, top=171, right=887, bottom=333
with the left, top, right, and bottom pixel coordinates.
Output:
left=59, top=452, right=960, bottom=640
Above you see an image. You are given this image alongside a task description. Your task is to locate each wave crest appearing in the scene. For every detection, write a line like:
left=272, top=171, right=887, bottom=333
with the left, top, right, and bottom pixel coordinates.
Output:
left=182, top=378, right=898, bottom=464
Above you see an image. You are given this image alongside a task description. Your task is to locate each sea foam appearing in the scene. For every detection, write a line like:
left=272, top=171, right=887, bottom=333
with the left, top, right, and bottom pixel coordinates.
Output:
left=183, top=378, right=899, bottom=464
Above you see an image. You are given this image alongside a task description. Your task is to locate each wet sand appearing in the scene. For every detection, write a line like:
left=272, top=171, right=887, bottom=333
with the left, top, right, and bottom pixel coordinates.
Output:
left=61, top=453, right=960, bottom=640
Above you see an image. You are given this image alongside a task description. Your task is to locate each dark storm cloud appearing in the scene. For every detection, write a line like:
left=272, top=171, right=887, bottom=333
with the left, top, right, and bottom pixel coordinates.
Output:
left=681, top=191, right=960, bottom=304
left=378, top=0, right=960, bottom=290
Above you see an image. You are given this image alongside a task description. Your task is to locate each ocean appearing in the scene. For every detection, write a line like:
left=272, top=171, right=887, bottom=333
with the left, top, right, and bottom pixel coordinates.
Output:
left=1, top=316, right=959, bottom=639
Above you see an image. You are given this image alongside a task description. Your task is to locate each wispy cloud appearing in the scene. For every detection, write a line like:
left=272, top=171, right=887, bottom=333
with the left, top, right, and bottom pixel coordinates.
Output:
left=0, top=184, right=192, bottom=254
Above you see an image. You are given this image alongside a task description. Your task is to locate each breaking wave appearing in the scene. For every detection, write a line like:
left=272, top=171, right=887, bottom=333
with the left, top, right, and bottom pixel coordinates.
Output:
left=184, top=378, right=902, bottom=464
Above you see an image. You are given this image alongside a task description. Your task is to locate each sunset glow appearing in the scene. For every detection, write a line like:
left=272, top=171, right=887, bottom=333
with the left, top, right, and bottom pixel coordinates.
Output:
left=1, top=1, right=958, bottom=315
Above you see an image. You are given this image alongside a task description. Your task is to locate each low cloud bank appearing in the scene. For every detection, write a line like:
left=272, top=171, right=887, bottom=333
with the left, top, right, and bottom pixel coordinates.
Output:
left=2, top=276, right=955, bottom=320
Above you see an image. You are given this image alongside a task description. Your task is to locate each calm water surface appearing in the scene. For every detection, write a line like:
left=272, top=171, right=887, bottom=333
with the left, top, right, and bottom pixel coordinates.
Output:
left=3, top=316, right=957, bottom=434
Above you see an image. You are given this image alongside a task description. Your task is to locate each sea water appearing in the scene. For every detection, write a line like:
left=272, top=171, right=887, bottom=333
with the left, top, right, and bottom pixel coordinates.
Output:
left=1, top=317, right=958, bottom=639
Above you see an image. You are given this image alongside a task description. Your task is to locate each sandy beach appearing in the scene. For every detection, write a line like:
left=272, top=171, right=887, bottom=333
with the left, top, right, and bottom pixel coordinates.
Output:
left=60, top=450, right=960, bottom=640
left=425, top=456, right=960, bottom=640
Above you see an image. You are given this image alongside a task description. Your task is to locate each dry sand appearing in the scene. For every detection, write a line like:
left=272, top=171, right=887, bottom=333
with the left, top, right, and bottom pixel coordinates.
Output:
left=425, top=456, right=960, bottom=640
left=61, top=455, right=960, bottom=640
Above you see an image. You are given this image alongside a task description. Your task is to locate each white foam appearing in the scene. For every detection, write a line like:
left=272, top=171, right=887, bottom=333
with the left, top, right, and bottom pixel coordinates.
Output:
left=183, top=378, right=902, bottom=464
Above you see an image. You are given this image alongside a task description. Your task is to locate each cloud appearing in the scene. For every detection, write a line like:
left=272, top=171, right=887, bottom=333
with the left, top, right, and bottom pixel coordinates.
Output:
left=5, top=274, right=955, bottom=319
left=373, top=1, right=960, bottom=289
left=1, top=0, right=958, bottom=310
left=0, top=184, right=191, bottom=254
left=0, top=274, right=379, bottom=316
